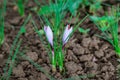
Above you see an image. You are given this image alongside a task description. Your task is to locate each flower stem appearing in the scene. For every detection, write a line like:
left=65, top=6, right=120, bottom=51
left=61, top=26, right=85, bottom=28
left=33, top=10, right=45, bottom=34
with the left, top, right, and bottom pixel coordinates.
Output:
left=58, top=51, right=63, bottom=72
left=52, top=56, right=56, bottom=72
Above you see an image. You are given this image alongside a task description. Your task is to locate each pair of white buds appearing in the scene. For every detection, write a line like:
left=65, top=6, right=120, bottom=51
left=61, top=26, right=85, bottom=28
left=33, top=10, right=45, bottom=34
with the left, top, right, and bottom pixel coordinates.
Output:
left=44, top=25, right=73, bottom=47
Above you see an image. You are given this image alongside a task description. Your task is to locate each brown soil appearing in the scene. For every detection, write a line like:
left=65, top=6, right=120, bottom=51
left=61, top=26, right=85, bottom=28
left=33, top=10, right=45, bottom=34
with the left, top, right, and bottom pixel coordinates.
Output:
left=0, top=0, right=120, bottom=80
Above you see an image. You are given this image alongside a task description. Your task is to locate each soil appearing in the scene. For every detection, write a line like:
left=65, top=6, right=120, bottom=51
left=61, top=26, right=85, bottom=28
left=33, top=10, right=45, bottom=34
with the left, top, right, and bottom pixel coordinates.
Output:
left=0, top=0, right=120, bottom=80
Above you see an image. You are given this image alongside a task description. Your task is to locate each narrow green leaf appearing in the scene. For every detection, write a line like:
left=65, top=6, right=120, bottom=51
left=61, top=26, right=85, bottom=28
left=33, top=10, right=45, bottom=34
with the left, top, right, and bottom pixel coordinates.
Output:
left=17, top=0, right=25, bottom=16
left=78, top=27, right=90, bottom=34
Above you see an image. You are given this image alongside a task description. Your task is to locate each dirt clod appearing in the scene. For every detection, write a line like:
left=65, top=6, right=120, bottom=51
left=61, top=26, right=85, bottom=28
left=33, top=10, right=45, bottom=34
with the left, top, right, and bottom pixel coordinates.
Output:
left=13, top=65, right=25, bottom=77
left=65, top=62, right=82, bottom=74
left=66, top=50, right=78, bottom=62
left=79, top=54, right=93, bottom=62
left=26, top=52, right=38, bottom=61
left=94, top=50, right=104, bottom=58
left=82, top=38, right=91, bottom=48
left=18, top=78, right=28, bottom=80
left=73, top=44, right=85, bottom=55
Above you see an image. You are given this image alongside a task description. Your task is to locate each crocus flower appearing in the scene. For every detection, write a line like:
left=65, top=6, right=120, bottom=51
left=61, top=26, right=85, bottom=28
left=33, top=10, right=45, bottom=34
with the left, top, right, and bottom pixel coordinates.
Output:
left=44, top=26, right=53, bottom=46
left=62, top=25, right=73, bottom=46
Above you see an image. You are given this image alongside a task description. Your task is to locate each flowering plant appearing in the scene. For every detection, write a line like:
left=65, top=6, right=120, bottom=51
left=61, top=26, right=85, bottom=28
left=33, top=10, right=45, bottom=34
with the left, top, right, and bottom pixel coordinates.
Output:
left=44, top=25, right=73, bottom=71
left=33, top=0, right=88, bottom=72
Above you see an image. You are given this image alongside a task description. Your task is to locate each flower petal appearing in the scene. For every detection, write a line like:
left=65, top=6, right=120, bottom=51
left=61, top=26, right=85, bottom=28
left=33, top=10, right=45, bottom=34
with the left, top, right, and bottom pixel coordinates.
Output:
left=44, top=26, right=53, bottom=46
left=62, top=25, right=73, bottom=45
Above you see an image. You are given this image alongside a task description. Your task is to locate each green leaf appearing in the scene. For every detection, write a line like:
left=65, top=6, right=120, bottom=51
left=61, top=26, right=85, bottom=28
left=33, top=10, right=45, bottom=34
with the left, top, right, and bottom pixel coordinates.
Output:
left=78, top=27, right=90, bottom=34
left=90, top=16, right=114, bottom=31
left=67, top=0, right=82, bottom=16
left=38, top=4, right=55, bottom=15
left=17, top=0, right=25, bottom=16
left=0, top=33, right=4, bottom=45
left=20, top=26, right=26, bottom=34
left=90, top=16, right=99, bottom=21
left=82, top=0, right=91, bottom=6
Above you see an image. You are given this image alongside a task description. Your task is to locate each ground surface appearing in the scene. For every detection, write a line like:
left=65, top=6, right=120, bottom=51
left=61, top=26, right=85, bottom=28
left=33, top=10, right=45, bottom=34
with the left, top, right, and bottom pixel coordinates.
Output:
left=0, top=0, right=120, bottom=80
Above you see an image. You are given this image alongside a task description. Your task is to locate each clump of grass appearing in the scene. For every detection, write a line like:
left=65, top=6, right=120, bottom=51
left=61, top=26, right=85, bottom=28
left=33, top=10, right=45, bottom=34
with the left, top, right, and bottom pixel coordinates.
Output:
left=0, top=0, right=7, bottom=46
left=90, top=6, right=120, bottom=56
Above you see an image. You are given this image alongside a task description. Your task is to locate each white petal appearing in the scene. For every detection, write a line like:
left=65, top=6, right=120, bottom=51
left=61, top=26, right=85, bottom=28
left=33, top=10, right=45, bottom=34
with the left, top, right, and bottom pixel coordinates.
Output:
left=44, top=26, right=53, bottom=46
left=62, top=25, right=73, bottom=45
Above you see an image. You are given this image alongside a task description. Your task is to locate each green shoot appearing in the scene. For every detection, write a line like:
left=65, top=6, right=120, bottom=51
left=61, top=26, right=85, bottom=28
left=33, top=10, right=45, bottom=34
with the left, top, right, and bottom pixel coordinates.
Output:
left=78, top=27, right=90, bottom=34
left=16, top=0, right=27, bottom=16
left=90, top=6, right=120, bottom=56
left=0, top=0, right=7, bottom=46
left=6, top=40, right=22, bottom=80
